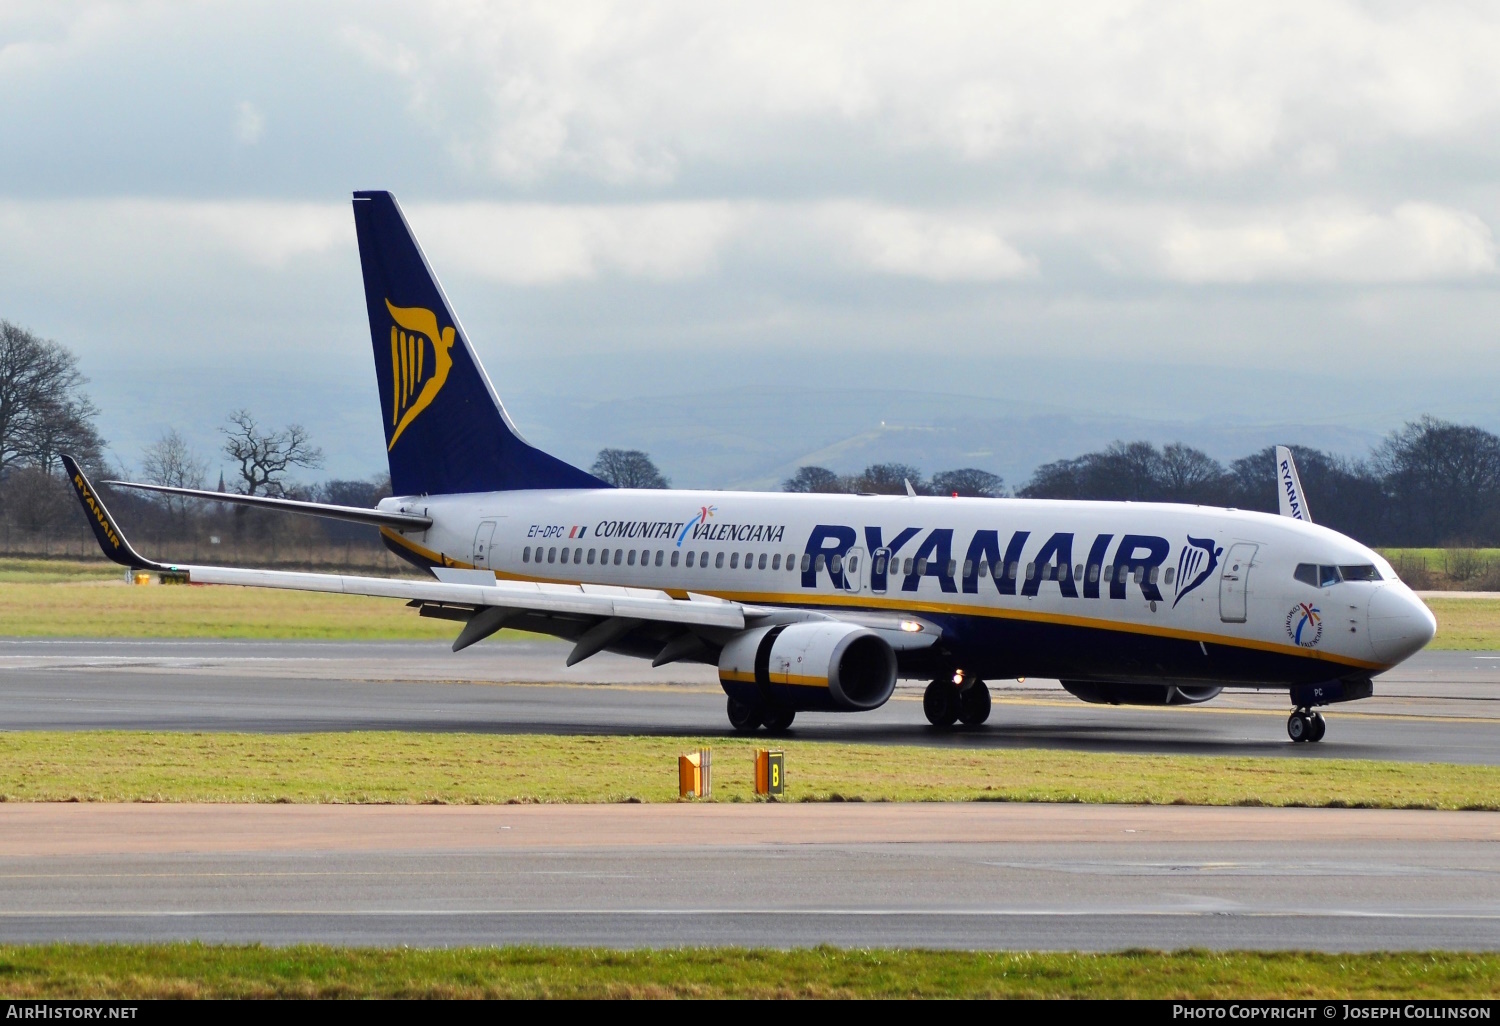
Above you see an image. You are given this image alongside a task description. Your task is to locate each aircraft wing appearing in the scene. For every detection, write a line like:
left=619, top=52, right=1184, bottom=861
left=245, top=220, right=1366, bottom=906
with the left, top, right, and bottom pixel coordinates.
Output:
left=63, top=456, right=744, bottom=647
left=100, top=479, right=431, bottom=530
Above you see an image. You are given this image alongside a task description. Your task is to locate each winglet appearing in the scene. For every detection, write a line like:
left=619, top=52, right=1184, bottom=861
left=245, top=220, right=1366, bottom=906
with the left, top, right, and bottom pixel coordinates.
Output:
left=1274, top=445, right=1313, bottom=523
left=60, top=454, right=169, bottom=570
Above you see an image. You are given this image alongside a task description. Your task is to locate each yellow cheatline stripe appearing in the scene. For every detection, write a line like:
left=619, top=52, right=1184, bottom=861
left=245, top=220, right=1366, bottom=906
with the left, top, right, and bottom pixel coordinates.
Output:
left=720, top=669, right=829, bottom=689
left=378, top=530, right=1386, bottom=671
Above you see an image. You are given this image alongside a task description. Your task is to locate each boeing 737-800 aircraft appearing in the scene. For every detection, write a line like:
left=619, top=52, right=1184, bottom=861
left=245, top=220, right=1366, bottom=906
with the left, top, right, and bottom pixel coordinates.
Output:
left=64, top=190, right=1436, bottom=743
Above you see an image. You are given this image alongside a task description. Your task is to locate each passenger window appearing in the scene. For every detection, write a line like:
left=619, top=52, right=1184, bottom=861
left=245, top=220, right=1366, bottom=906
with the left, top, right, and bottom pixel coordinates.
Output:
left=547, top=547, right=557, bottom=564
left=902, top=558, right=913, bottom=576
left=963, top=560, right=973, bottom=578
left=671, top=551, right=679, bottom=567
left=587, top=549, right=596, bottom=565
left=1148, top=565, right=1158, bottom=585
left=874, top=554, right=887, bottom=575
left=830, top=554, right=842, bottom=574
left=772, top=554, right=781, bottom=570
left=655, top=550, right=663, bottom=567
left=848, top=555, right=857, bottom=573
left=686, top=551, right=695, bottom=568
left=1163, top=566, right=1174, bottom=585
left=978, top=560, right=988, bottom=578
left=1007, top=562, right=1018, bottom=580
left=731, top=552, right=740, bottom=569
left=614, top=549, right=623, bottom=565
left=815, top=554, right=826, bottom=572
left=627, top=550, right=636, bottom=566
left=716, top=552, right=725, bottom=569
left=759, top=553, right=768, bottom=570
left=801, top=554, right=811, bottom=572
left=1340, top=564, right=1381, bottom=582
left=1319, top=565, right=1341, bottom=587
left=1025, top=561, right=1035, bottom=580
left=1088, top=564, right=1098, bottom=583
left=744, top=552, right=753, bottom=569
left=947, top=559, right=957, bottom=577
left=788, top=554, right=797, bottom=570
left=522, top=547, right=531, bottom=563
left=560, top=548, right=569, bottom=564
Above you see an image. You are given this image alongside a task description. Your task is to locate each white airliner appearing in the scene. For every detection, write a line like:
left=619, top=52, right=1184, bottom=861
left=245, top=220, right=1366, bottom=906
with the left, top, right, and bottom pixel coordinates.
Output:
left=64, top=190, right=1436, bottom=743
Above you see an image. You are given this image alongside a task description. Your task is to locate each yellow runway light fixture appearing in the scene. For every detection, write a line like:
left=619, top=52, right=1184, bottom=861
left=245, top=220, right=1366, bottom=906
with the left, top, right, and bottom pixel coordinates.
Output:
left=678, top=747, right=712, bottom=799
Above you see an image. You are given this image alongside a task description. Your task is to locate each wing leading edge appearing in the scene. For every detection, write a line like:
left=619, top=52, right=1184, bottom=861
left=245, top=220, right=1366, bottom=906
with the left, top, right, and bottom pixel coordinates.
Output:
left=62, top=455, right=745, bottom=647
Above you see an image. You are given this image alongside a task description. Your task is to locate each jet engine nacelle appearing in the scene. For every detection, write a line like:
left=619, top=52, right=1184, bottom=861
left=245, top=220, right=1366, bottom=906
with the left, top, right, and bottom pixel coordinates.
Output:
left=1059, top=680, right=1224, bottom=706
left=718, top=622, right=897, bottom=712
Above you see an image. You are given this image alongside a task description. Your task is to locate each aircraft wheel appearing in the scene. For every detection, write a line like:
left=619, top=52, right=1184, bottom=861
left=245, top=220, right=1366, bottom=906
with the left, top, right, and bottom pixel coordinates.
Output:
left=1308, top=712, right=1326, bottom=743
left=957, top=681, right=992, bottom=725
left=727, top=697, right=763, bottom=734
left=923, top=679, right=960, bottom=728
left=762, top=707, right=796, bottom=734
left=1287, top=709, right=1311, bottom=743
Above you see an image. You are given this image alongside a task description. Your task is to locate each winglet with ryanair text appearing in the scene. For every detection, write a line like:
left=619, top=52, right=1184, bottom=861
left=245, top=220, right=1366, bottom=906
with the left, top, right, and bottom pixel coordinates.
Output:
left=61, top=454, right=169, bottom=572
left=1274, top=445, right=1313, bottom=523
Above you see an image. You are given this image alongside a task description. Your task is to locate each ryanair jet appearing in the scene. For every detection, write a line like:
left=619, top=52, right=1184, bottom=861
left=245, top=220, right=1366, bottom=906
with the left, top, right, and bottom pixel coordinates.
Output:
left=64, top=191, right=1436, bottom=743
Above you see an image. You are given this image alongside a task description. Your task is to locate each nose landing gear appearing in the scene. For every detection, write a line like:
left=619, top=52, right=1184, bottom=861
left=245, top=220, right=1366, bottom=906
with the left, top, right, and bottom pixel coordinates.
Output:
left=1287, top=707, right=1326, bottom=743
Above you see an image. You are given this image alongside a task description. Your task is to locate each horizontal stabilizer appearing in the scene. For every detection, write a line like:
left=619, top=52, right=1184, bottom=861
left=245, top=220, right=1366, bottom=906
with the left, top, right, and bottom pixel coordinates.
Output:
left=102, top=480, right=432, bottom=530
left=1274, top=445, right=1313, bottom=523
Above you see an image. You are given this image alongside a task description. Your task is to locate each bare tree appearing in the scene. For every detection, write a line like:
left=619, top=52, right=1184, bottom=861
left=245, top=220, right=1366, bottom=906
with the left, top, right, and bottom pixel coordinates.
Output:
left=852, top=463, right=927, bottom=495
left=590, top=449, right=669, bottom=488
left=220, top=410, right=323, bottom=497
left=141, top=428, right=209, bottom=522
left=782, top=466, right=846, bottom=493
left=930, top=468, right=1004, bottom=497
left=0, top=320, right=102, bottom=475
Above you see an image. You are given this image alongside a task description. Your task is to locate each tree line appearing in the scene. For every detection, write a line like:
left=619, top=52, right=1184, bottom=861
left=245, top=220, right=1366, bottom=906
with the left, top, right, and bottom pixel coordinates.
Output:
left=783, top=419, right=1500, bottom=547
left=3, top=317, right=1497, bottom=561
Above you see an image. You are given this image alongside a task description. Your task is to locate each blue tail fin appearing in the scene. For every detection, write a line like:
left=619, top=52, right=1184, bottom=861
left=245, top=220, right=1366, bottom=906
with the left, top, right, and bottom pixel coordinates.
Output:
left=351, top=190, right=609, bottom=495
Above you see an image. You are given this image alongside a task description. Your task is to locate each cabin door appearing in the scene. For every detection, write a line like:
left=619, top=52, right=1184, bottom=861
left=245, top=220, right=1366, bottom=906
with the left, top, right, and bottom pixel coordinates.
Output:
left=842, top=547, right=865, bottom=594
left=1218, top=543, right=1257, bottom=623
left=473, top=520, right=498, bottom=569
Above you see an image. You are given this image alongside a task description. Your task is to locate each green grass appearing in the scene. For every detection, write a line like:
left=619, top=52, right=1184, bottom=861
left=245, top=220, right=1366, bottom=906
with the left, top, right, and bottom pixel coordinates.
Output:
left=0, top=945, right=1491, bottom=998
left=3, top=731, right=1498, bottom=808
left=1423, top=597, right=1500, bottom=650
left=0, top=577, right=474, bottom=640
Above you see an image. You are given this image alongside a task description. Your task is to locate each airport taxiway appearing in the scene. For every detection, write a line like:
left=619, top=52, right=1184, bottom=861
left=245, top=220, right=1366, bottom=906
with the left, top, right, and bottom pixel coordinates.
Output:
left=2, top=638, right=1497, bottom=950
left=0, top=803, right=1495, bottom=950
left=0, top=639, right=1497, bottom=762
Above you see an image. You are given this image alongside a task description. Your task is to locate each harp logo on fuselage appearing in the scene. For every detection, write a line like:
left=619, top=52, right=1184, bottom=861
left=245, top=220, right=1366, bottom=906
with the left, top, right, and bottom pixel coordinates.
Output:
left=385, top=299, right=455, bottom=451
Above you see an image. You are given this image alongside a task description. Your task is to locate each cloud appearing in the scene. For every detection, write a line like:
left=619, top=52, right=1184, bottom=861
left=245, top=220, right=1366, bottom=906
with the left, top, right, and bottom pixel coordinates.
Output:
left=1153, top=202, right=1498, bottom=283
left=234, top=101, right=264, bottom=145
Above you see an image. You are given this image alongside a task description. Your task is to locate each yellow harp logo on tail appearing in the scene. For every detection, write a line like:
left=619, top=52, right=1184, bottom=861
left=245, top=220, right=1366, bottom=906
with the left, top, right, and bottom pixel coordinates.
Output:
left=385, top=299, right=455, bottom=451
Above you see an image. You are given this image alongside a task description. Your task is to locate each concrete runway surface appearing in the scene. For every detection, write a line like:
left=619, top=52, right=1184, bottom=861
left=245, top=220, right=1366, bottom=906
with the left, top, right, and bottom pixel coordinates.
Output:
left=0, top=639, right=1498, bottom=762
left=1, top=638, right=1497, bottom=949
left=0, top=803, right=1494, bottom=950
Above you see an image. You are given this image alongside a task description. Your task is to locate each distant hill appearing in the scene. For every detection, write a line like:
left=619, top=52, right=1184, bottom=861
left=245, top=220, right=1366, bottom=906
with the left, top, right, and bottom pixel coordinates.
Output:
left=510, top=387, right=1384, bottom=491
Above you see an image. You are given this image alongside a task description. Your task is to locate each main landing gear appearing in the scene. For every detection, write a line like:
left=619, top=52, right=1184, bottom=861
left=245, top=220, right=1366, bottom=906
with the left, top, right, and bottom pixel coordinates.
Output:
left=726, top=697, right=796, bottom=735
left=1287, top=707, right=1326, bottom=743
left=924, top=678, right=991, bottom=727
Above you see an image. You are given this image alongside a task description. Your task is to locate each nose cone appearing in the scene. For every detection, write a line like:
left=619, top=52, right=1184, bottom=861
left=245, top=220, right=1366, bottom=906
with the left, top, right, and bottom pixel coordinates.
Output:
left=1368, top=585, right=1437, bottom=665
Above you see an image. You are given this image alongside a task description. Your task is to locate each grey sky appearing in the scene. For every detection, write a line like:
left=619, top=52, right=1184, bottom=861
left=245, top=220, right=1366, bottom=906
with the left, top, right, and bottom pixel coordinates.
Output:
left=1, top=2, right=1498, bottom=485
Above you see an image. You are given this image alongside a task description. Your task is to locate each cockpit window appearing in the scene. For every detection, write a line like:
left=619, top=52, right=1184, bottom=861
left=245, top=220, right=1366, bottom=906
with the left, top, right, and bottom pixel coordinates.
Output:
left=1339, top=564, right=1382, bottom=582
left=1294, top=563, right=1344, bottom=587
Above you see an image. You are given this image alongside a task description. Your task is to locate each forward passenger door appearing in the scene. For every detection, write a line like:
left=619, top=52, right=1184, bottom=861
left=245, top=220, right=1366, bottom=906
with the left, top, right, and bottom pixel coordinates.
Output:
left=1219, top=543, right=1258, bottom=623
